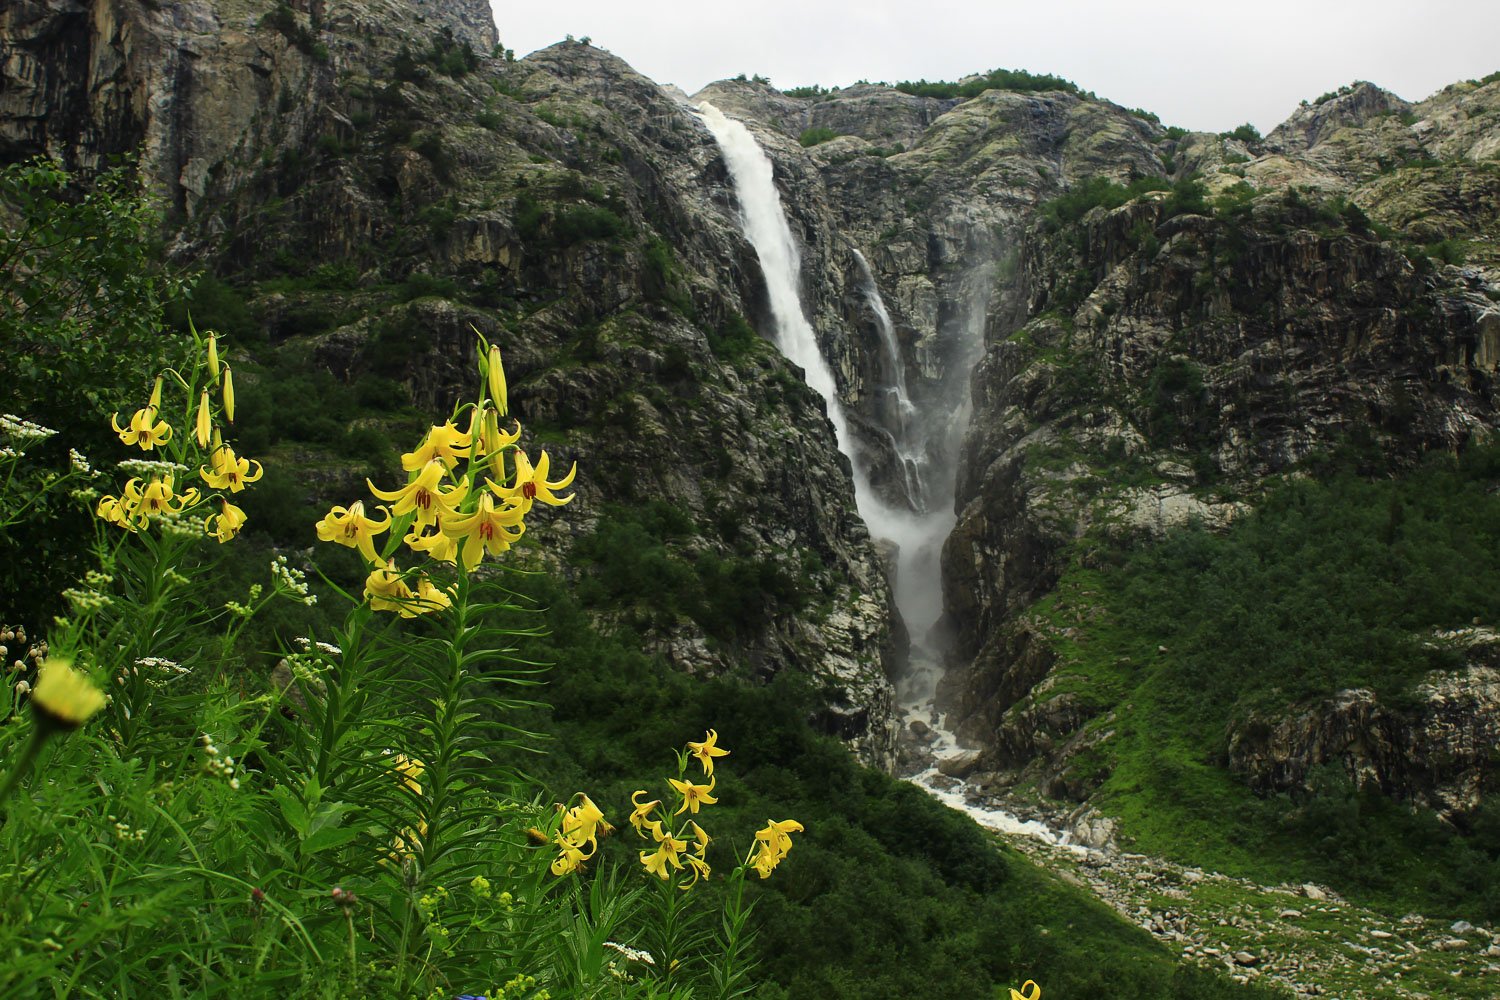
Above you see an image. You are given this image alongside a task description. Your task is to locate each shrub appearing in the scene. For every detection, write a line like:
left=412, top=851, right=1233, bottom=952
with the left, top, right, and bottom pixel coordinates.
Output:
left=798, top=126, right=841, bottom=147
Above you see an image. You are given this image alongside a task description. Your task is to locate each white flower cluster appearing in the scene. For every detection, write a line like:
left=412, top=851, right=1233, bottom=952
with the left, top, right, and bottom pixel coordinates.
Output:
left=0, top=414, right=57, bottom=446
left=272, top=555, right=317, bottom=606
left=136, top=656, right=190, bottom=676
left=116, top=458, right=189, bottom=477
left=200, top=733, right=241, bottom=790
left=603, top=941, right=656, bottom=965
left=69, top=448, right=93, bottom=475
left=294, top=636, right=342, bottom=656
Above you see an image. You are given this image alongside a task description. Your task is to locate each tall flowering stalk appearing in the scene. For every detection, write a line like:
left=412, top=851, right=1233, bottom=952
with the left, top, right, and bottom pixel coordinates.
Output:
left=61, top=324, right=267, bottom=753
left=624, top=730, right=802, bottom=996
left=299, top=333, right=578, bottom=993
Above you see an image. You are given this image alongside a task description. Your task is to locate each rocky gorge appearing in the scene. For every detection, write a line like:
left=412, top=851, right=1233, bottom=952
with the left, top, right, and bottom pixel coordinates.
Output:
left=5, top=0, right=1500, bottom=991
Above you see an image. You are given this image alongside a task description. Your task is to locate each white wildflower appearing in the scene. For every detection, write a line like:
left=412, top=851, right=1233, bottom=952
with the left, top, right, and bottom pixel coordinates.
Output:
left=0, top=414, right=56, bottom=445
left=117, top=458, right=189, bottom=477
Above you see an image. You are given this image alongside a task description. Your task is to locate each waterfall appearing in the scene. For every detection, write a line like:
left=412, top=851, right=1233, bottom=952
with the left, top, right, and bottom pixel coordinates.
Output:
left=698, top=102, right=1079, bottom=849
left=694, top=103, right=854, bottom=457
left=697, top=102, right=950, bottom=644
left=852, top=249, right=928, bottom=514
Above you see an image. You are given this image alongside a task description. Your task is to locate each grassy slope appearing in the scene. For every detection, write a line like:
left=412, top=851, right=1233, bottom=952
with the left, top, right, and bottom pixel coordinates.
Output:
left=1030, top=448, right=1500, bottom=923
left=497, top=570, right=1287, bottom=1000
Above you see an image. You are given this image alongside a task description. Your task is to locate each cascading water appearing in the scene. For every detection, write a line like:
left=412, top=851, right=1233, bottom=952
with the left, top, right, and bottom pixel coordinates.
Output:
left=696, top=103, right=947, bottom=643
left=852, top=249, right=928, bottom=514
left=697, top=102, right=1082, bottom=849
left=694, top=103, right=854, bottom=457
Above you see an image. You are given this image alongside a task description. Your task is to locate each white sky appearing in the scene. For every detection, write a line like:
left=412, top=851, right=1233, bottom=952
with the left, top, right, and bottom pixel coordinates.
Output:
left=487, top=0, right=1500, bottom=134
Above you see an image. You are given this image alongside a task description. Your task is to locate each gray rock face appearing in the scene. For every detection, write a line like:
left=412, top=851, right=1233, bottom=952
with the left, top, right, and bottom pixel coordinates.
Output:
left=932, top=79, right=1500, bottom=809
left=1227, top=649, right=1500, bottom=820
left=0, top=0, right=495, bottom=218
left=1268, top=81, right=1412, bottom=154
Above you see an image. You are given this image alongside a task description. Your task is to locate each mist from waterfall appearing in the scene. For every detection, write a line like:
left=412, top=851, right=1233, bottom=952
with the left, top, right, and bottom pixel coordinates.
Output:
left=852, top=249, right=929, bottom=515
left=696, top=102, right=978, bottom=647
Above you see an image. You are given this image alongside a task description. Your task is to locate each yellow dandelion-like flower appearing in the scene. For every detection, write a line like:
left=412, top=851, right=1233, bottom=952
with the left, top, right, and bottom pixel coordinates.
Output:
left=31, top=657, right=107, bottom=731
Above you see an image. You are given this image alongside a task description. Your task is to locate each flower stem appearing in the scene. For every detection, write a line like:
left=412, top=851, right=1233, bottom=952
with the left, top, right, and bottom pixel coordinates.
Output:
left=0, top=726, right=50, bottom=818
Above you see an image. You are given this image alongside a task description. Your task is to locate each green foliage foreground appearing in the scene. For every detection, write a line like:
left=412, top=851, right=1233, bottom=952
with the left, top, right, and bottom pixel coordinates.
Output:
left=0, top=158, right=1280, bottom=1000
left=0, top=334, right=818, bottom=999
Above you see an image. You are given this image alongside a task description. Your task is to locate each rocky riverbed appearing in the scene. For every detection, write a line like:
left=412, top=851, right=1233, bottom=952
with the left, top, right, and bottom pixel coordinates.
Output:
left=898, top=672, right=1500, bottom=999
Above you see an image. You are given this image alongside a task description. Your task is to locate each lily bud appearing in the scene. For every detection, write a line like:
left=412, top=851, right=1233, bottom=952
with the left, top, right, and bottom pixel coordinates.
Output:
left=486, top=345, right=507, bottom=416
left=195, top=390, right=212, bottom=447
left=206, top=333, right=220, bottom=377
left=223, top=366, right=236, bottom=423
left=148, top=377, right=164, bottom=412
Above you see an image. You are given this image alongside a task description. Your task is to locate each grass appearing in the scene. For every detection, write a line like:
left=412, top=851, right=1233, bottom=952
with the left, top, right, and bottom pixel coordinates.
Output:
left=1024, top=447, right=1500, bottom=922
left=505, top=571, right=1288, bottom=999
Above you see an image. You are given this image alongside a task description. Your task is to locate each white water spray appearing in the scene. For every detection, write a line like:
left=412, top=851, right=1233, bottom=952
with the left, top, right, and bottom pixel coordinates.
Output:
left=698, top=102, right=1083, bottom=851
left=697, top=103, right=950, bottom=641
left=853, top=249, right=929, bottom=513
left=695, top=103, right=853, bottom=456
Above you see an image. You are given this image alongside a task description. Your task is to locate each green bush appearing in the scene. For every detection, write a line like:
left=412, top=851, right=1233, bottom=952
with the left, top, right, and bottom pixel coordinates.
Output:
left=1218, top=123, right=1262, bottom=144
left=891, top=67, right=1087, bottom=100
left=798, top=126, right=841, bottom=147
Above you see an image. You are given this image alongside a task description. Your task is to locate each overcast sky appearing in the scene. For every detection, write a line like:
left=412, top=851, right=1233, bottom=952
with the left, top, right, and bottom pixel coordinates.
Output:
left=487, top=0, right=1500, bottom=134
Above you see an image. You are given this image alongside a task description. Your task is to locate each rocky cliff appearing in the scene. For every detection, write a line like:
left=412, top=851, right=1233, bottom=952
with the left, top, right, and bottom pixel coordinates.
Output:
left=0, top=2, right=903, bottom=762
left=5, top=0, right=1499, bottom=824
left=932, top=78, right=1500, bottom=835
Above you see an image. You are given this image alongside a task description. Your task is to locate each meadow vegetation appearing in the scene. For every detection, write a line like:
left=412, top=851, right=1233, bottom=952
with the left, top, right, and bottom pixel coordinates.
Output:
left=0, top=156, right=1289, bottom=998
left=1032, top=449, right=1500, bottom=922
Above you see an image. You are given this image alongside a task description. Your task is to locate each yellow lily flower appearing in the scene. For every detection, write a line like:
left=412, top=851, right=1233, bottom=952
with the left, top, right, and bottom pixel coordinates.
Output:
left=478, top=407, right=522, bottom=478
left=687, top=729, right=730, bottom=777
left=367, top=461, right=466, bottom=529
left=668, top=775, right=717, bottom=816
left=96, top=494, right=136, bottom=531
left=551, top=833, right=588, bottom=876
left=200, top=444, right=263, bottom=493
left=640, top=835, right=687, bottom=880
left=629, top=790, right=661, bottom=835
left=391, top=754, right=424, bottom=796
left=404, top=519, right=460, bottom=564
left=392, top=819, right=428, bottom=863
left=31, top=656, right=107, bottom=731
left=195, top=390, right=212, bottom=447
left=689, top=820, right=711, bottom=858
left=364, top=557, right=414, bottom=614
left=204, top=499, right=247, bottom=543
left=125, top=475, right=200, bottom=521
left=402, top=421, right=472, bottom=472
left=440, top=492, right=525, bottom=571
left=563, top=794, right=606, bottom=844
left=750, top=818, right=803, bottom=878
left=409, top=574, right=453, bottom=617
left=111, top=406, right=172, bottom=450
left=1009, top=981, right=1041, bottom=1000
left=490, top=450, right=575, bottom=512
left=314, top=501, right=391, bottom=563
left=681, top=853, right=711, bottom=889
